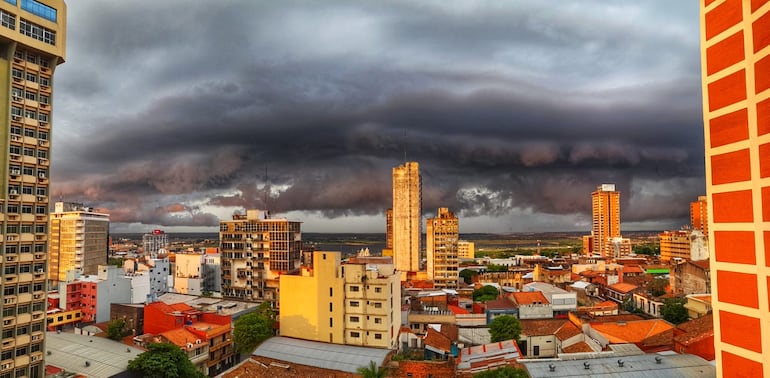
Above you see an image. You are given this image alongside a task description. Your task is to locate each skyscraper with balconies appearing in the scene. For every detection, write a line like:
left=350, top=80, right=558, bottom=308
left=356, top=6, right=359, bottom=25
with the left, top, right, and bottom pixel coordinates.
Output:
left=591, top=184, right=620, bottom=258
left=392, top=162, right=421, bottom=275
left=219, top=210, right=302, bottom=304
left=48, top=202, right=109, bottom=284
left=426, top=207, right=459, bottom=289
left=1, top=1, right=66, bottom=375
left=701, top=1, right=770, bottom=376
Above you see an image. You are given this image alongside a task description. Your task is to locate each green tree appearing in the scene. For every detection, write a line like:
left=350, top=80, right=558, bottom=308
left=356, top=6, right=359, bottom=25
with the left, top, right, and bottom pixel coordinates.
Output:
left=489, top=315, right=522, bottom=343
left=486, top=264, right=509, bottom=272
left=647, top=277, right=669, bottom=297
left=662, top=298, right=689, bottom=324
left=356, top=361, right=387, bottom=378
left=107, top=318, right=129, bottom=341
left=460, top=269, right=479, bottom=284
left=472, top=285, right=499, bottom=302
left=127, top=343, right=205, bottom=378
left=232, top=302, right=275, bottom=353
left=474, top=366, right=529, bottom=377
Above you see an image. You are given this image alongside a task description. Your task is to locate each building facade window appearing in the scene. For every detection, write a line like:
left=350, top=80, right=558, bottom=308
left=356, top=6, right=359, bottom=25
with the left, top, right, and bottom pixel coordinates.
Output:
left=19, top=18, right=55, bottom=45
left=21, top=0, right=57, bottom=22
left=0, top=9, right=15, bottom=30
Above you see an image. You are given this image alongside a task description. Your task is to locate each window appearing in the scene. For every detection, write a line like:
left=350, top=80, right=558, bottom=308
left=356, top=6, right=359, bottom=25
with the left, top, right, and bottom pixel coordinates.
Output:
left=350, top=316, right=360, bottom=323
left=34, top=224, right=45, bottom=234
left=375, top=287, right=382, bottom=293
left=350, top=331, right=360, bottom=338
left=12, top=68, right=22, bottom=79
left=329, top=287, right=333, bottom=297
left=350, top=301, right=359, bottom=307
left=37, top=150, right=47, bottom=159
left=329, top=302, right=332, bottom=312
left=25, top=72, right=36, bottom=83
left=23, top=147, right=34, bottom=156
left=21, top=205, right=32, bottom=214
left=39, top=76, right=49, bottom=87
left=38, top=113, right=48, bottom=123
left=375, top=317, right=382, bottom=324
left=21, top=0, right=57, bottom=22
left=39, top=94, right=49, bottom=104
left=12, top=88, right=23, bottom=99
left=10, top=126, right=21, bottom=135
left=19, top=19, right=55, bottom=45
left=374, top=302, right=382, bottom=309
left=24, top=91, right=36, bottom=101
left=38, top=131, right=48, bottom=140
left=36, top=187, right=46, bottom=196
left=0, top=9, right=15, bottom=30
left=23, top=128, right=35, bottom=138
left=11, top=106, right=22, bottom=117
left=35, top=206, right=46, bottom=215
left=329, top=318, right=333, bottom=327
left=24, top=110, right=36, bottom=120
left=374, top=334, right=382, bottom=340
left=533, top=345, right=540, bottom=356
left=350, top=286, right=360, bottom=292
left=21, top=185, right=33, bottom=195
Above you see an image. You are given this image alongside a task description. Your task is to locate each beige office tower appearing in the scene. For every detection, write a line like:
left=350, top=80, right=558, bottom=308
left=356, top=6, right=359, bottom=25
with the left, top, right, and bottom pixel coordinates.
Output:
left=426, top=208, right=459, bottom=289
left=219, top=210, right=301, bottom=305
left=49, top=202, right=109, bottom=284
left=457, top=240, right=475, bottom=259
left=591, top=184, right=621, bottom=258
left=392, top=162, right=421, bottom=274
left=0, top=1, right=66, bottom=376
left=690, top=195, right=708, bottom=236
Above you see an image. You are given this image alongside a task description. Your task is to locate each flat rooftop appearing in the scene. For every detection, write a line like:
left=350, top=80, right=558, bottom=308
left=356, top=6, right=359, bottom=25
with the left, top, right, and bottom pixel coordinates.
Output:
left=252, top=337, right=390, bottom=374
left=45, top=331, right=144, bottom=378
left=521, top=352, right=715, bottom=378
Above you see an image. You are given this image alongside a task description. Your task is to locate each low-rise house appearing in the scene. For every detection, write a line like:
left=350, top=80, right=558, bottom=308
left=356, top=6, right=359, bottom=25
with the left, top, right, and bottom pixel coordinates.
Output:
left=673, top=314, right=714, bottom=361
left=523, top=282, right=577, bottom=318
left=670, top=260, right=710, bottom=295
left=423, top=324, right=459, bottom=360
left=519, top=319, right=589, bottom=358
left=604, top=282, right=639, bottom=304
left=485, top=297, right=518, bottom=323
left=456, top=339, right=522, bottom=374
left=633, top=292, right=666, bottom=317
left=510, top=291, right=552, bottom=319
left=683, top=294, right=712, bottom=319
left=586, top=319, right=675, bottom=353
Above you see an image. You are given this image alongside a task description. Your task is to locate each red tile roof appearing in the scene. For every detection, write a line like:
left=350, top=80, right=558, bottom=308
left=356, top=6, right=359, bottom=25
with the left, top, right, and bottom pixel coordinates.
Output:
left=562, top=342, right=595, bottom=353
left=160, top=328, right=203, bottom=349
left=511, top=291, right=549, bottom=306
left=424, top=327, right=452, bottom=353
left=520, top=319, right=582, bottom=341
left=607, top=282, right=639, bottom=293
left=591, top=319, right=674, bottom=346
left=689, top=260, right=710, bottom=270
left=485, top=298, right=517, bottom=310
left=674, top=314, right=714, bottom=345
left=622, top=265, right=644, bottom=274
left=447, top=304, right=469, bottom=315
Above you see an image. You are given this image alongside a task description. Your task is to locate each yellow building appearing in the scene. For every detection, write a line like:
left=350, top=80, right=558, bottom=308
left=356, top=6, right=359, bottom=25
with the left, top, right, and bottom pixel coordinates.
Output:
left=49, top=202, right=109, bottom=284
left=426, top=208, right=459, bottom=288
left=1, top=1, right=66, bottom=376
left=591, top=184, right=621, bottom=257
left=280, top=251, right=401, bottom=349
left=174, top=253, right=203, bottom=295
left=700, top=1, right=770, bottom=375
left=392, top=162, right=421, bottom=274
left=219, top=210, right=301, bottom=304
left=659, top=230, right=691, bottom=263
left=457, top=240, right=475, bottom=259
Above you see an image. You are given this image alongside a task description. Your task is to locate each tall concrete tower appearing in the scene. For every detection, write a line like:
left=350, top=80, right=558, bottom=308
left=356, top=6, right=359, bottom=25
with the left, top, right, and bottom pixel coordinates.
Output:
left=591, top=184, right=620, bottom=257
left=392, top=162, right=421, bottom=274
left=426, top=207, right=459, bottom=289
left=1, top=1, right=67, bottom=375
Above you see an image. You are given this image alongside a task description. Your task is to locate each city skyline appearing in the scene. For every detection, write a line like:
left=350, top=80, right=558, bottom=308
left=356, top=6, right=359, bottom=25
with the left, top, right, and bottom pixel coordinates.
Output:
left=51, top=1, right=703, bottom=233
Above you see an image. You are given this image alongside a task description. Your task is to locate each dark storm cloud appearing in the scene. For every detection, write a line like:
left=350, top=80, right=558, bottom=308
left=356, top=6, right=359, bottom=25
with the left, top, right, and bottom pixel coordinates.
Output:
left=51, top=0, right=703, bottom=230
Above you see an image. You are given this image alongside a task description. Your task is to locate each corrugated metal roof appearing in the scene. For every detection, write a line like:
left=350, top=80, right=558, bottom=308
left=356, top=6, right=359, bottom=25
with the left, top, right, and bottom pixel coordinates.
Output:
left=522, top=352, right=715, bottom=378
left=252, top=337, right=390, bottom=373
left=45, top=331, right=145, bottom=378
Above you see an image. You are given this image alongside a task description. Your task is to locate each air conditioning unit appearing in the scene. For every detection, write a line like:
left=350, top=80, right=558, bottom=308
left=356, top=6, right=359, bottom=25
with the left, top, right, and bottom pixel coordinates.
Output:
left=38, top=173, right=45, bottom=179
left=10, top=190, right=18, bottom=195
left=13, top=96, right=20, bottom=101
left=1, top=363, right=11, bottom=370
left=12, top=115, right=20, bottom=120
left=10, top=170, right=19, bottom=176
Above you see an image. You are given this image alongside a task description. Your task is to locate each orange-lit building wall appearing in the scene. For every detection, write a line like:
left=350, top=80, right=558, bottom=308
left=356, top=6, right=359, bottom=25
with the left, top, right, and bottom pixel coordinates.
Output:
left=701, top=1, right=770, bottom=377
left=690, top=195, right=710, bottom=235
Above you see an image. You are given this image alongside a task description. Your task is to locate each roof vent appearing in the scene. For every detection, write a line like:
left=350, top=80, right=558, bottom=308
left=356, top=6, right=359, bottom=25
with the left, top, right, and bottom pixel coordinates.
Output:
left=617, top=359, right=624, bottom=367
left=548, top=364, right=555, bottom=372
left=655, top=356, right=662, bottom=364
left=583, top=362, right=590, bottom=370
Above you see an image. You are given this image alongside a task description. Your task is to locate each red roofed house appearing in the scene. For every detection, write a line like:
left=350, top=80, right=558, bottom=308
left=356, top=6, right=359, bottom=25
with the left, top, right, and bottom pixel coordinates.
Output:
left=519, top=319, right=597, bottom=358
left=673, top=314, right=714, bottom=361
left=604, top=282, right=639, bottom=304
left=143, top=301, right=236, bottom=376
left=587, top=319, right=675, bottom=353
left=510, top=291, right=552, bottom=320
left=456, top=339, right=522, bottom=374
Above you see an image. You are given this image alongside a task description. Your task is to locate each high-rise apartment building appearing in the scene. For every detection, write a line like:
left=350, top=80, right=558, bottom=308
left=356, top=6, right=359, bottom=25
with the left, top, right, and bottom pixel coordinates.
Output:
left=280, top=251, right=401, bottom=349
left=49, top=202, right=109, bottom=284
left=219, top=210, right=301, bottom=304
left=426, top=207, right=459, bottom=289
left=457, top=240, right=475, bottom=259
left=142, top=229, right=168, bottom=258
left=591, top=184, right=621, bottom=257
left=385, top=208, right=393, bottom=250
left=1, top=1, right=66, bottom=376
left=690, top=195, right=709, bottom=236
left=392, top=162, right=421, bottom=274
left=659, top=230, right=692, bottom=263
left=701, top=1, right=770, bottom=376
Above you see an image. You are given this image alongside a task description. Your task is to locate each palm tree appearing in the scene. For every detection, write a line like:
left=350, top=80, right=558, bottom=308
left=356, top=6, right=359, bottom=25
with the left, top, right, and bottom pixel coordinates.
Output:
left=356, top=360, right=386, bottom=378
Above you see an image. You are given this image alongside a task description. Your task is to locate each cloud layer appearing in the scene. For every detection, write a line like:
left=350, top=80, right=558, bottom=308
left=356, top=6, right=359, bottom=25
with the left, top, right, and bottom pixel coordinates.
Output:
left=50, top=0, right=703, bottom=232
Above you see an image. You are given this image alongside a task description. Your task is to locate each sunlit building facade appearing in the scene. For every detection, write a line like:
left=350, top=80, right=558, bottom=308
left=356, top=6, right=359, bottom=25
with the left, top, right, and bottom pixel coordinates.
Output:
left=690, top=195, right=709, bottom=236
left=591, top=184, right=621, bottom=258
left=219, top=210, right=301, bottom=305
left=457, top=240, right=475, bottom=259
left=426, top=207, right=459, bottom=288
left=392, top=162, right=421, bottom=274
left=0, top=0, right=65, bottom=376
left=48, top=202, right=109, bottom=284
left=700, top=1, right=770, bottom=376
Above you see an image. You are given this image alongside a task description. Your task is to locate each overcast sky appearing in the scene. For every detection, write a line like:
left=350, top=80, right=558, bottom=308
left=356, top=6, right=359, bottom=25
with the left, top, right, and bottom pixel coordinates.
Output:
left=51, top=0, right=703, bottom=234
